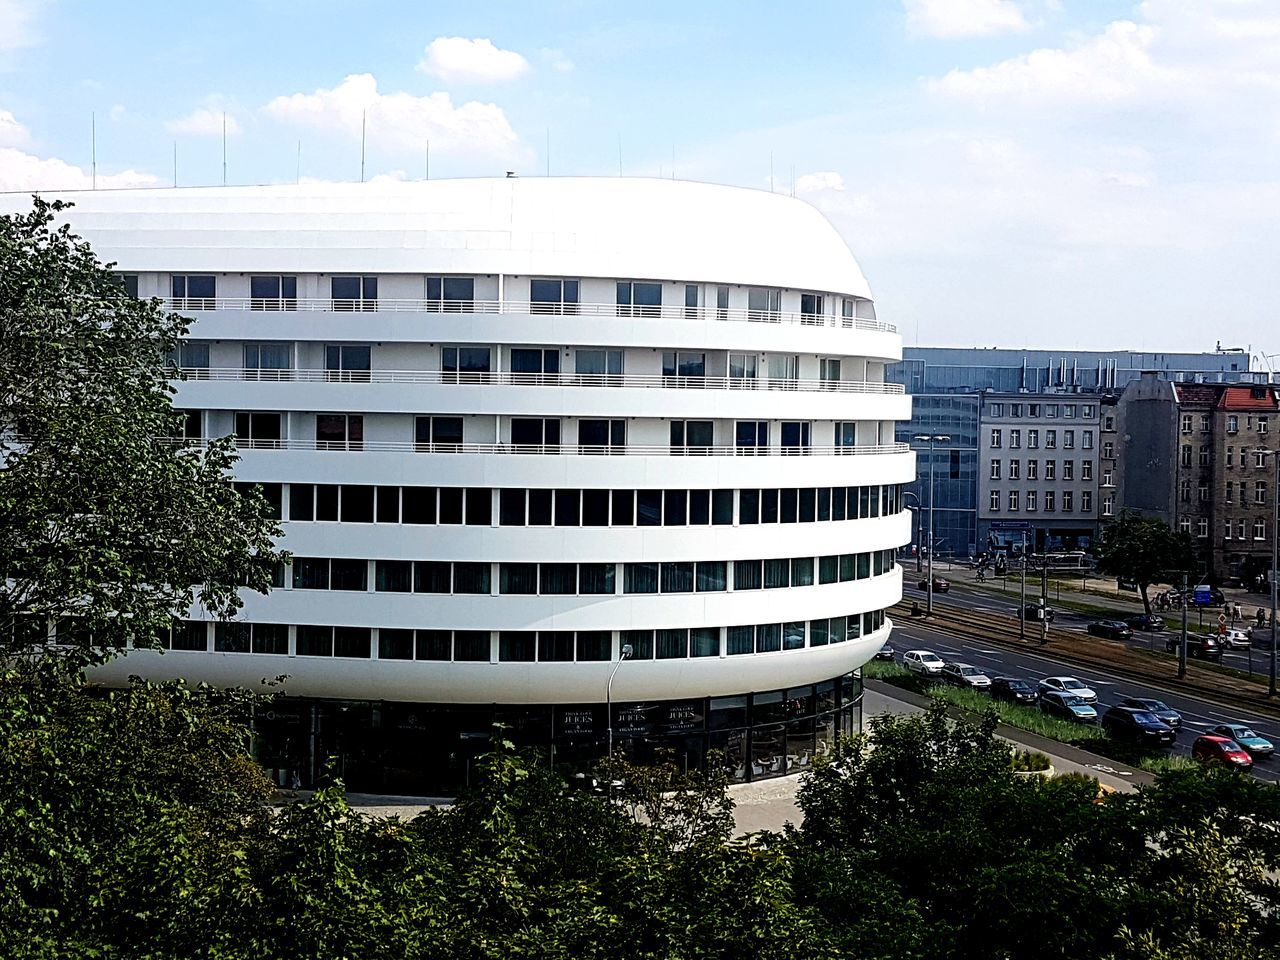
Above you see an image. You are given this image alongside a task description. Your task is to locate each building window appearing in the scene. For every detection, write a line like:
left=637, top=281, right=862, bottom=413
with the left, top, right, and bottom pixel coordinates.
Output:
left=1045, top=460, right=1056, bottom=481
left=427, top=276, right=475, bottom=311
left=990, top=429, right=1002, bottom=449
left=716, top=285, right=730, bottom=320
left=415, top=416, right=463, bottom=450
left=1178, top=517, right=1191, bottom=534
left=1102, top=440, right=1114, bottom=458
left=1102, top=414, right=1114, bottom=431
left=1180, top=446, right=1193, bottom=468
left=684, top=284, right=700, bottom=318
left=1027, top=459, right=1038, bottom=480
left=1224, top=520, right=1234, bottom=540
left=510, top=348, right=560, bottom=377
left=1240, top=481, right=1249, bottom=503
left=511, top=418, right=561, bottom=448
left=1198, top=518, right=1209, bottom=538
left=1199, top=445, right=1210, bottom=466
left=1181, top=414, right=1193, bottom=434
left=1260, top=417, right=1270, bottom=434
left=747, top=287, right=781, bottom=320
left=1063, top=491, right=1074, bottom=512
left=990, top=459, right=1001, bottom=480
left=325, top=344, right=372, bottom=381
left=671, top=420, right=714, bottom=452
left=1028, top=404, right=1040, bottom=418
left=1255, top=518, right=1267, bottom=540
left=250, top=275, right=297, bottom=310
left=530, top=278, right=580, bottom=314
left=1102, top=469, right=1113, bottom=487
left=1227, top=415, right=1239, bottom=434
left=1009, top=429, right=1021, bottom=449
left=1046, top=430, right=1057, bottom=450
left=799, top=293, right=824, bottom=321
left=1179, top=479, right=1191, bottom=502
left=990, top=403, right=1004, bottom=417
left=1227, top=447, right=1235, bottom=467
left=1028, top=430, right=1039, bottom=449
left=1046, top=404, right=1058, bottom=419
left=1198, top=414, right=1210, bottom=432
left=234, top=411, right=283, bottom=449
left=1226, top=484, right=1234, bottom=504
left=989, top=490, right=1000, bottom=511
left=616, top=281, right=663, bottom=317
left=781, top=422, right=812, bottom=451
left=171, top=274, right=216, bottom=309
left=1045, top=491, right=1055, bottom=512
left=736, top=421, right=769, bottom=451
left=442, top=346, right=492, bottom=379
left=1063, top=460, right=1074, bottom=481
left=1081, top=490, right=1092, bottom=512
left=1009, top=459, right=1020, bottom=480
left=1257, top=451, right=1269, bottom=468
left=1237, top=519, right=1248, bottom=540
left=1008, top=490, right=1019, bottom=511
left=1082, top=460, right=1093, bottom=481
left=1026, top=490, right=1037, bottom=511
left=1198, top=481, right=1209, bottom=502
left=331, top=276, right=377, bottom=311
left=1257, top=481, right=1268, bottom=505
left=575, top=348, right=623, bottom=377
left=1063, top=430, right=1075, bottom=450
left=1102, top=495, right=1114, bottom=517
left=579, top=419, right=626, bottom=451
left=243, top=343, right=292, bottom=375
left=1011, top=403, right=1022, bottom=417
left=663, top=351, right=707, bottom=379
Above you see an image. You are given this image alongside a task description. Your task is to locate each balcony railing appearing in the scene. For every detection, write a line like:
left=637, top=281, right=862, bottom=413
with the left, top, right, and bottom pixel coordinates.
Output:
left=207, top=439, right=912, bottom=457
left=177, top=367, right=906, bottom=395
left=161, top=297, right=897, bottom=334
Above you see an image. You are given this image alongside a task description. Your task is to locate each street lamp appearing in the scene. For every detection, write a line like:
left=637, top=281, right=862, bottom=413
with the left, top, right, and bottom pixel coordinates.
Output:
left=913, top=434, right=952, bottom=616
left=1257, top=449, right=1278, bottom=697
left=903, top=490, right=922, bottom=572
left=606, top=642, right=634, bottom=760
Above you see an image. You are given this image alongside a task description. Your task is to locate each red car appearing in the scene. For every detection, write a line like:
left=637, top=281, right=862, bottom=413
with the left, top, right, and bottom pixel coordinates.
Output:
left=1191, top=735, right=1254, bottom=773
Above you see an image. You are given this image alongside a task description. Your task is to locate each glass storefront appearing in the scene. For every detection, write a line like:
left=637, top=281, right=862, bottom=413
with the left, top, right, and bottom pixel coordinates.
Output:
left=251, top=672, right=863, bottom=793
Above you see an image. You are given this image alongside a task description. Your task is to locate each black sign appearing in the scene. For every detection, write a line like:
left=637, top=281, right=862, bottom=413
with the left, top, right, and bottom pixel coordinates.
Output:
left=615, top=702, right=657, bottom=737
left=661, top=700, right=705, bottom=734
left=556, top=706, right=600, bottom=739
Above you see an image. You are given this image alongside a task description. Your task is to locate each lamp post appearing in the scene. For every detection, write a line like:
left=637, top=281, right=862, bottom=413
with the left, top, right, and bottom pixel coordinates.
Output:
left=903, top=491, right=922, bottom=572
left=1259, top=448, right=1279, bottom=697
left=913, top=433, right=952, bottom=616
left=606, top=642, right=634, bottom=761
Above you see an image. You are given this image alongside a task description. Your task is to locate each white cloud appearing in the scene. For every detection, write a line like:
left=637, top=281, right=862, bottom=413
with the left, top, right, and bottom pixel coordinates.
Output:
left=904, top=0, right=1028, bottom=38
left=0, top=146, right=159, bottom=191
left=167, top=108, right=242, bottom=137
left=794, top=171, right=845, bottom=194
left=0, top=0, right=45, bottom=53
left=262, top=73, right=520, bottom=160
left=0, top=109, right=28, bottom=147
left=416, top=36, right=530, bottom=84
left=539, top=47, right=574, bottom=73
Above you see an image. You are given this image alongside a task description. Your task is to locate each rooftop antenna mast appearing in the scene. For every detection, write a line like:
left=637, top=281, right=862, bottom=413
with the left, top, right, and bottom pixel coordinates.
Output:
left=222, top=112, right=227, bottom=186
left=91, top=112, right=96, bottom=189
left=360, top=111, right=366, bottom=183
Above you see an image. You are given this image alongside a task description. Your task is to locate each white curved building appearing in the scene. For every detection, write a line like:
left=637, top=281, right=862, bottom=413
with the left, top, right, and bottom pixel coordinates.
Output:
left=19, top=177, right=913, bottom=792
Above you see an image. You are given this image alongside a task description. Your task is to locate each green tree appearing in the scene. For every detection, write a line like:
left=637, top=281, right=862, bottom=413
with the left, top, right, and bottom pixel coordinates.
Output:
left=1094, top=510, right=1196, bottom=615
left=0, top=198, right=284, bottom=662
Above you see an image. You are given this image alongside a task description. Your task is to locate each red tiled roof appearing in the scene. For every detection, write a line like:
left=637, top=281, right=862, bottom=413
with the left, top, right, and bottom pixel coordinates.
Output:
left=1173, top=384, right=1220, bottom=405
left=1217, top=386, right=1278, bottom=411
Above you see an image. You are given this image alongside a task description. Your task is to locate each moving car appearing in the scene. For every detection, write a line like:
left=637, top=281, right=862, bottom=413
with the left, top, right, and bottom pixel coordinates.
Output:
left=1126, top=614, right=1166, bottom=632
left=1114, top=697, right=1182, bottom=729
left=1018, top=604, right=1056, bottom=622
left=1209, top=724, right=1273, bottom=759
left=1191, top=734, right=1253, bottom=772
left=1222, top=628, right=1252, bottom=650
left=939, top=662, right=992, bottom=690
left=1039, top=691, right=1098, bottom=724
left=902, top=650, right=945, bottom=675
left=1190, top=585, right=1226, bottom=606
left=874, top=643, right=895, bottom=662
left=1101, top=706, right=1176, bottom=746
left=1038, top=676, right=1099, bottom=704
left=1164, top=634, right=1223, bottom=661
left=916, top=577, right=950, bottom=593
left=1087, top=619, right=1133, bottom=641
left=990, top=677, right=1039, bottom=705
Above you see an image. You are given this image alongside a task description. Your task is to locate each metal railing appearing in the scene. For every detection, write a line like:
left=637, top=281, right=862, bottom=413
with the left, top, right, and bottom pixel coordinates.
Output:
left=177, top=367, right=906, bottom=395
left=212, top=439, right=912, bottom=457
left=161, top=297, right=897, bottom=333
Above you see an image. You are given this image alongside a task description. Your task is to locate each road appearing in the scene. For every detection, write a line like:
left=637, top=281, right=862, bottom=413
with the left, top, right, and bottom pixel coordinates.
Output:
left=890, top=594, right=1279, bottom=784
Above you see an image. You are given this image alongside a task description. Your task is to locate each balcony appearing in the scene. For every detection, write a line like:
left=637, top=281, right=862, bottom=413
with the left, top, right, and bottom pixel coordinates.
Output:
left=159, top=297, right=897, bottom=334
left=196, top=438, right=912, bottom=458
left=177, top=367, right=906, bottom=395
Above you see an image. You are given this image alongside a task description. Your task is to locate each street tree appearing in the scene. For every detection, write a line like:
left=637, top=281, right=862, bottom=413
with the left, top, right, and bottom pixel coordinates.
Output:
left=0, top=197, right=284, bottom=663
left=1094, top=510, right=1196, bottom=615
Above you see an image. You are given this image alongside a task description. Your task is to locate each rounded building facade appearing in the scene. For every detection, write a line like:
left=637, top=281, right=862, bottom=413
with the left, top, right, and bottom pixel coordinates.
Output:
left=37, top=177, right=913, bottom=793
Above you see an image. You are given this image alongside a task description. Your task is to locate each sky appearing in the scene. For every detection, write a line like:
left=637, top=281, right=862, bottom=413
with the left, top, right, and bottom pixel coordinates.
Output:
left=1, top=0, right=1278, bottom=362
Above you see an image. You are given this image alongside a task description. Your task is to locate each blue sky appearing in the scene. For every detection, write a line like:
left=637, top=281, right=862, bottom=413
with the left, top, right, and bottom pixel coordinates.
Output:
left=3, top=0, right=1278, bottom=362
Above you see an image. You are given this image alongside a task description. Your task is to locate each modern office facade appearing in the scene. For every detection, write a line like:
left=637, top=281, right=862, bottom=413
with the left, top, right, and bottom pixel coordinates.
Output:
left=20, top=178, right=913, bottom=793
left=889, top=348, right=1257, bottom=559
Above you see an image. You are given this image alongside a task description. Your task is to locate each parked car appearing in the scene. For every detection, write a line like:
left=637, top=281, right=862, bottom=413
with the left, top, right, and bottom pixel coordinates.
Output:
left=1209, top=724, right=1274, bottom=759
left=1039, top=690, right=1099, bottom=724
left=1038, top=676, right=1099, bottom=704
left=874, top=643, right=895, bottom=662
left=1190, top=585, right=1226, bottom=606
left=1192, top=734, right=1254, bottom=772
left=1101, top=706, right=1176, bottom=746
left=902, top=650, right=945, bottom=675
left=1222, top=628, right=1252, bottom=650
left=1087, top=619, right=1133, bottom=641
left=990, top=676, right=1039, bottom=705
left=940, top=662, right=992, bottom=690
left=1115, top=697, right=1182, bottom=729
left=1018, top=604, right=1056, bottom=622
left=916, top=577, right=950, bottom=593
left=1126, top=614, right=1166, bottom=632
left=1164, top=634, right=1224, bottom=661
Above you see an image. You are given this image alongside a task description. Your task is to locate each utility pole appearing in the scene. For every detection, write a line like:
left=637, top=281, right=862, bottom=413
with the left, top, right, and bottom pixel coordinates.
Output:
left=914, top=434, right=951, bottom=616
left=1179, top=572, right=1189, bottom=679
left=1020, top=530, right=1028, bottom=641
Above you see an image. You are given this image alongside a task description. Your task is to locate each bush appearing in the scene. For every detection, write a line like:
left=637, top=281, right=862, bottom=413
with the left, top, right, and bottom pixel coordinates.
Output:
left=862, top=659, right=936, bottom=694
left=1010, top=749, right=1052, bottom=772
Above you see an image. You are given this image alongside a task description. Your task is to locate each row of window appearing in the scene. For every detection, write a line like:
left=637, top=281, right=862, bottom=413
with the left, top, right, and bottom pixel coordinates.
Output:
left=1180, top=479, right=1272, bottom=505
left=1187, top=414, right=1271, bottom=435
left=987, top=490, right=1093, bottom=513
left=160, top=610, right=890, bottom=661
left=239, top=482, right=906, bottom=528
left=287, top=550, right=898, bottom=595
left=1184, top=446, right=1275, bottom=469
left=1178, top=517, right=1270, bottom=541
left=989, top=428, right=1094, bottom=450
left=988, top=402, right=1097, bottom=420
left=988, top=459, right=1094, bottom=482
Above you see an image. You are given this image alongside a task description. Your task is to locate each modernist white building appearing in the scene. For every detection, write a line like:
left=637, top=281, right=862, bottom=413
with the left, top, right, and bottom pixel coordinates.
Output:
left=19, top=177, right=913, bottom=792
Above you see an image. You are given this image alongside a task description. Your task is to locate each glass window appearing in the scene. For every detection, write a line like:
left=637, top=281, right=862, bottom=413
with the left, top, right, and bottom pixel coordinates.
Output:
left=375, top=560, right=412, bottom=593
left=379, top=629, right=414, bottom=660
left=617, top=281, right=663, bottom=316
left=402, top=486, right=438, bottom=524
left=734, top=560, right=763, bottom=590
left=331, top=275, right=377, bottom=309
left=252, top=624, right=287, bottom=655
left=726, top=626, right=755, bottom=656
left=755, top=624, right=781, bottom=653
left=575, top=349, right=623, bottom=376
left=291, top=557, right=330, bottom=590
left=577, top=631, right=611, bottom=662
left=538, top=631, right=575, bottom=662
left=500, top=563, right=538, bottom=595
left=296, top=625, right=333, bottom=657
left=624, top=563, right=659, bottom=594
left=747, top=287, right=781, bottom=319
left=426, top=276, right=475, bottom=311
left=810, top=619, right=829, bottom=647
left=415, top=630, right=451, bottom=661
left=539, top=563, right=577, bottom=595
left=660, top=562, right=695, bottom=593
left=783, top=622, right=805, bottom=650
left=612, top=490, right=635, bottom=526
left=452, top=562, right=490, bottom=594
left=171, top=274, right=216, bottom=307
left=696, top=561, right=727, bottom=592
left=791, top=557, right=814, bottom=586
left=764, top=558, right=790, bottom=589
left=334, top=627, right=371, bottom=658
left=819, top=555, right=839, bottom=584
left=656, top=629, right=688, bottom=659
left=453, top=631, right=490, bottom=661
left=214, top=622, right=250, bottom=654
left=530, top=278, right=579, bottom=314
left=442, top=346, right=492, bottom=377
left=690, top=628, right=719, bottom=658
left=499, top=632, right=536, bottom=662
left=637, top=490, right=662, bottom=526
left=621, top=629, right=654, bottom=660
left=579, top=563, right=616, bottom=595
left=510, top=347, right=560, bottom=375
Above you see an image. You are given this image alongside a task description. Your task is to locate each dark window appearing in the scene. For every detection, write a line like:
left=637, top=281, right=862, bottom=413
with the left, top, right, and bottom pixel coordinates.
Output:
left=740, top=489, right=759, bottom=524
left=840, top=554, right=856, bottom=582
left=819, top=555, right=839, bottom=584
left=764, top=558, right=790, bottom=589
left=540, top=563, right=577, bottom=595
left=172, top=274, right=216, bottom=308
left=727, top=626, right=754, bottom=656
left=755, top=624, right=781, bottom=653
left=442, top=346, right=491, bottom=377
left=330, top=559, right=368, bottom=591
left=530, top=278, right=580, bottom=314
left=713, top=489, right=734, bottom=525
left=577, top=631, right=611, bottom=662
left=691, top=628, right=719, bottom=658
left=656, top=629, right=688, bottom=659
left=334, top=627, right=371, bottom=658
left=671, top=420, right=713, bottom=451
left=761, top=489, right=779, bottom=523
left=660, top=562, right=694, bottom=593
left=528, top=489, right=553, bottom=525
left=857, top=553, right=871, bottom=579
left=663, top=490, right=687, bottom=526
left=499, top=631, right=536, bottom=662
left=296, top=625, right=333, bottom=657
left=612, top=490, right=635, bottom=525
left=214, top=622, right=250, bottom=653
left=538, top=631, right=575, bottom=662
left=662, top=351, right=706, bottom=378
left=415, top=630, right=451, bottom=661
left=416, top=416, right=464, bottom=450
left=582, top=489, right=610, bottom=526
left=511, top=418, right=561, bottom=447
left=331, top=275, right=377, bottom=310
left=465, top=488, right=492, bottom=525
left=376, top=486, right=400, bottom=523
left=579, top=419, right=626, bottom=450
left=617, top=281, right=663, bottom=317
left=810, top=619, right=829, bottom=647
left=414, top=561, right=452, bottom=594
left=170, top=621, right=207, bottom=651
left=621, top=629, right=654, bottom=660
left=637, top=490, right=662, bottom=526
left=781, top=422, right=811, bottom=449
left=342, top=485, right=374, bottom=523
left=292, top=557, right=329, bottom=590
left=623, top=563, right=658, bottom=594
left=253, top=624, right=288, bottom=655
left=792, top=557, right=814, bottom=586
left=799, top=488, right=816, bottom=522
left=735, top=421, right=768, bottom=449
left=554, top=489, right=581, bottom=526
left=500, top=563, right=538, bottom=595
left=375, top=560, right=413, bottom=593
left=316, top=414, right=362, bottom=451
left=817, top=488, right=831, bottom=521
left=453, top=563, right=491, bottom=594
left=427, top=276, right=475, bottom=311
left=579, top=563, right=616, bottom=595
left=696, top=561, right=727, bottom=592
left=832, top=488, right=847, bottom=521
left=454, top=631, right=490, bottom=661
left=324, top=344, right=371, bottom=379
left=510, top=348, right=560, bottom=374
left=250, top=275, right=299, bottom=310
left=780, top=488, right=798, bottom=523
left=438, top=488, right=463, bottom=524
left=499, top=489, right=527, bottom=525
left=234, top=411, right=282, bottom=448
left=402, top=487, right=437, bottom=524
left=734, top=560, right=763, bottom=590
left=380, top=629, right=414, bottom=660
left=783, top=622, right=806, bottom=650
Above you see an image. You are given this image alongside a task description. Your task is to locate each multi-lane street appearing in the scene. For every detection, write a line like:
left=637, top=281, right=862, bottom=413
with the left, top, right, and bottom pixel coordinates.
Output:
left=891, top=582, right=1280, bottom=784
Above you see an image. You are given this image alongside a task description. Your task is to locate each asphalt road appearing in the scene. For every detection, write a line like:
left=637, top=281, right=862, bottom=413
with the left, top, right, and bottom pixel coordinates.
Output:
left=889, top=610, right=1280, bottom=784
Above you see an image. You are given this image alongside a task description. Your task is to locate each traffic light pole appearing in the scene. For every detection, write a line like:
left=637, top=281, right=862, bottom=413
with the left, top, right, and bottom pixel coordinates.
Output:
left=1179, top=572, right=1188, bottom=680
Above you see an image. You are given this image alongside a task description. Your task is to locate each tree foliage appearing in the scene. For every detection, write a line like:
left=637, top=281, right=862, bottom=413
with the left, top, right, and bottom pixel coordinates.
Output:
left=0, top=198, right=284, bottom=662
left=1095, top=510, right=1197, bottom=613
